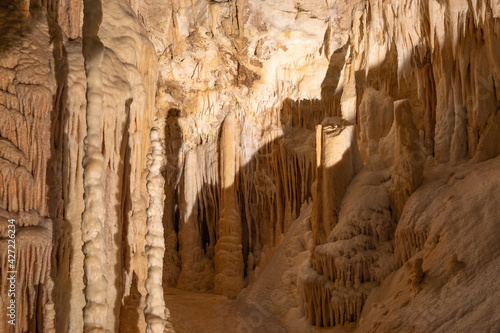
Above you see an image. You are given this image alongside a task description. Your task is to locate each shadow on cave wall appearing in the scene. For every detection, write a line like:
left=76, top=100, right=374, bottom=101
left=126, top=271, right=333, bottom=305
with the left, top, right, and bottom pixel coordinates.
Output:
left=36, top=0, right=500, bottom=330
left=4, top=0, right=479, bottom=331
left=160, top=29, right=432, bottom=331
left=43, top=0, right=74, bottom=331
left=0, top=0, right=33, bottom=53
left=117, top=98, right=134, bottom=332
left=162, top=41, right=354, bottom=291
left=40, top=16, right=421, bottom=332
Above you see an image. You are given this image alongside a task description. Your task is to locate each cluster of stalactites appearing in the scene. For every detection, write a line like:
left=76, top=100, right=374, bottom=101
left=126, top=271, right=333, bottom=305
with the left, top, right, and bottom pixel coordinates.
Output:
left=0, top=212, right=54, bottom=332
left=352, top=0, right=500, bottom=164
left=300, top=267, right=376, bottom=327
left=168, top=104, right=318, bottom=292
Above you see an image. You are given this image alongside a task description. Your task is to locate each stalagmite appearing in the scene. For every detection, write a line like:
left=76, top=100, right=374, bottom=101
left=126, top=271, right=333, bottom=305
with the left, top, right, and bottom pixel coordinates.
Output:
left=214, top=113, right=244, bottom=298
left=81, top=0, right=108, bottom=330
left=176, top=146, right=214, bottom=291
left=144, top=128, right=166, bottom=333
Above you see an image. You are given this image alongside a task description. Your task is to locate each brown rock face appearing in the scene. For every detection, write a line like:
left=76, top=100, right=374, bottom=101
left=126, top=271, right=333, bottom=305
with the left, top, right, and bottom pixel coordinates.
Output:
left=0, top=0, right=500, bottom=332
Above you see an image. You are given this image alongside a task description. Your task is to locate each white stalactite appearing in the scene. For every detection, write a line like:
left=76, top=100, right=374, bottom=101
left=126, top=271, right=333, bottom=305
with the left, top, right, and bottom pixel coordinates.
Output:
left=81, top=0, right=108, bottom=331
left=144, top=128, right=167, bottom=333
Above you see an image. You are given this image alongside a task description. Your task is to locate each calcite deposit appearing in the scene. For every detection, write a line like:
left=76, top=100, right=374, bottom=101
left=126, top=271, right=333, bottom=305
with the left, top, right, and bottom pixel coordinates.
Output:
left=0, top=0, right=499, bottom=332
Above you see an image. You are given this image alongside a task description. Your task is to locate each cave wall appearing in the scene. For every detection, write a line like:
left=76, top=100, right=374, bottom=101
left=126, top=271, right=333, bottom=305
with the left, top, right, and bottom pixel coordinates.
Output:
left=0, top=0, right=159, bottom=332
left=140, top=0, right=500, bottom=330
left=0, top=0, right=499, bottom=332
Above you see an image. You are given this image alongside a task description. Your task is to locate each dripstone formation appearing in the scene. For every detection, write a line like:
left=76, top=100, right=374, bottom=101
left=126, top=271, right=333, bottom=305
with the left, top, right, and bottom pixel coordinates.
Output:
left=0, top=0, right=499, bottom=332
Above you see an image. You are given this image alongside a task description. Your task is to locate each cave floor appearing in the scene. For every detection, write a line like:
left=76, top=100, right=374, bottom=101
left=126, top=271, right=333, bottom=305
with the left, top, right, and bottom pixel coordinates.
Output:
left=164, top=287, right=288, bottom=333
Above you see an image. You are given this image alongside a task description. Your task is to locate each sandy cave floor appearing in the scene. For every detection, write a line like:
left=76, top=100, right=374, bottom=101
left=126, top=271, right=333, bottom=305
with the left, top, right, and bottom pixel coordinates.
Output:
left=164, top=288, right=288, bottom=333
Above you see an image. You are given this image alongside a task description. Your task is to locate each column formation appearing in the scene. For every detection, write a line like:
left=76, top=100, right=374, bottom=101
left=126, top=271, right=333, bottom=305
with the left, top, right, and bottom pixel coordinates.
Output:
left=144, top=128, right=167, bottom=333
left=81, top=0, right=108, bottom=331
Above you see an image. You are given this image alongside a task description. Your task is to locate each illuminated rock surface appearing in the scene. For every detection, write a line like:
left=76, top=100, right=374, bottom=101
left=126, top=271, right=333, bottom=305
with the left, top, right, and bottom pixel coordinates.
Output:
left=0, top=0, right=499, bottom=332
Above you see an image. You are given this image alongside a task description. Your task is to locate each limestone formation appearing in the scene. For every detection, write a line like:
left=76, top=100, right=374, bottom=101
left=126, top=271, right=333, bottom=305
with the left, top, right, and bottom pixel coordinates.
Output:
left=0, top=0, right=499, bottom=332
left=213, top=113, right=244, bottom=298
left=81, top=0, right=109, bottom=330
left=390, top=99, right=424, bottom=219
left=144, top=128, right=167, bottom=333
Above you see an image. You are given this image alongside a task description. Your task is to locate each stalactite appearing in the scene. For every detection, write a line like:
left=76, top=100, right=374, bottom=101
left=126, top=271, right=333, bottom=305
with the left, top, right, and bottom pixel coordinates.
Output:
left=81, top=0, right=109, bottom=330
left=144, top=128, right=166, bottom=333
left=0, top=213, right=54, bottom=333
left=0, top=5, right=60, bottom=332
left=394, top=228, right=428, bottom=267
left=0, top=15, right=54, bottom=217
left=299, top=264, right=376, bottom=327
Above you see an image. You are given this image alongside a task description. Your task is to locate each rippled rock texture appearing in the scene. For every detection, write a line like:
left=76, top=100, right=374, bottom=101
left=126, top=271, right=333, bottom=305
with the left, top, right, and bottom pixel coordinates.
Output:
left=0, top=0, right=499, bottom=332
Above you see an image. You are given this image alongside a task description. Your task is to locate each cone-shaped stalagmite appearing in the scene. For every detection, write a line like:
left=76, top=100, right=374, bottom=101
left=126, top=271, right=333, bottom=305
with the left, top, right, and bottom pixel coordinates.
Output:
left=214, top=113, right=244, bottom=298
